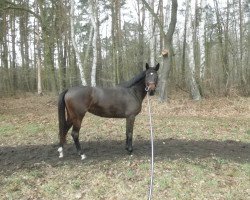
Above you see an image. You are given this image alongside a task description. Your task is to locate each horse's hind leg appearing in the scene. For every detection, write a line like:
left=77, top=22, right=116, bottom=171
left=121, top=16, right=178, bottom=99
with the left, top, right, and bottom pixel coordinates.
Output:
left=59, top=122, right=72, bottom=145
left=71, top=118, right=86, bottom=160
left=58, top=121, right=72, bottom=158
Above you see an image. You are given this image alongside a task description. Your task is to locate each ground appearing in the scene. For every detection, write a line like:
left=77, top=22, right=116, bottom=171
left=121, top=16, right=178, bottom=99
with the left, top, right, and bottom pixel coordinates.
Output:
left=0, top=93, right=249, bottom=199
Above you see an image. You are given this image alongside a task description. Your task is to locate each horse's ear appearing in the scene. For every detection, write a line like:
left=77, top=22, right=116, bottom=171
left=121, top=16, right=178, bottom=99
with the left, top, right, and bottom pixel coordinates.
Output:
left=155, top=63, right=160, bottom=71
left=145, top=63, right=149, bottom=70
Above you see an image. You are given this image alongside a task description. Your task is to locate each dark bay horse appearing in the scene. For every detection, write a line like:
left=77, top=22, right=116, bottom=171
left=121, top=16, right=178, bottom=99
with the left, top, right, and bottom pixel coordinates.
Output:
left=58, top=63, right=159, bottom=159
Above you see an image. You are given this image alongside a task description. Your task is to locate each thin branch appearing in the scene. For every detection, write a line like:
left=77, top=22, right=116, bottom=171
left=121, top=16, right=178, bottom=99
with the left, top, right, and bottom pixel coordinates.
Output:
left=141, top=0, right=165, bottom=37
left=2, top=0, right=41, bottom=22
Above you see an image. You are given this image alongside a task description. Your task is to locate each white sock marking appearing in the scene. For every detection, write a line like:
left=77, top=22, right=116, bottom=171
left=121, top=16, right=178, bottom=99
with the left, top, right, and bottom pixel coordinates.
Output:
left=81, top=154, right=86, bottom=160
left=58, top=147, right=64, bottom=158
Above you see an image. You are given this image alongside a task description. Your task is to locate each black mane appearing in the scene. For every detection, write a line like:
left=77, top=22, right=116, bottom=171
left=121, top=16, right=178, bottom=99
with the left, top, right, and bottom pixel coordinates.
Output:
left=118, top=70, right=146, bottom=88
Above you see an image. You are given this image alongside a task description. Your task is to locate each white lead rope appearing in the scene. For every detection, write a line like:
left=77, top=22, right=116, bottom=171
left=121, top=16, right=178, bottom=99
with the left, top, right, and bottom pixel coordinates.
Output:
left=146, top=91, right=154, bottom=200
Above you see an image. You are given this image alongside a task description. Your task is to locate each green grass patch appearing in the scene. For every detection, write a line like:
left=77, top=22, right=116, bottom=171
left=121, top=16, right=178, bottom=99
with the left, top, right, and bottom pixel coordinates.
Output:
left=21, top=123, right=45, bottom=134
left=0, top=124, right=16, bottom=136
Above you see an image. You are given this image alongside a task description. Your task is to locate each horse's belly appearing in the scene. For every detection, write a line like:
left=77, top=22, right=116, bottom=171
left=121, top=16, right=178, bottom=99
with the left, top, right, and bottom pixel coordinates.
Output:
left=88, top=104, right=126, bottom=118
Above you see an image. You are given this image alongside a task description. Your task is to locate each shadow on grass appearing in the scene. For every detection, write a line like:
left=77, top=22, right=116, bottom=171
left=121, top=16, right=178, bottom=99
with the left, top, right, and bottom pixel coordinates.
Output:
left=0, top=138, right=249, bottom=174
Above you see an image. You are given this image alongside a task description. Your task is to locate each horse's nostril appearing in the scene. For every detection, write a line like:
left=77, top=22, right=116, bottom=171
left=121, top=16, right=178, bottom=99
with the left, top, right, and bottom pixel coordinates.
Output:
left=146, top=83, right=156, bottom=91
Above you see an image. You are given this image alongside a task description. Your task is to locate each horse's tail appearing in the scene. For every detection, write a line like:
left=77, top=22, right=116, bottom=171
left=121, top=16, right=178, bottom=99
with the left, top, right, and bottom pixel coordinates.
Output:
left=58, top=89, right=68, bottom=145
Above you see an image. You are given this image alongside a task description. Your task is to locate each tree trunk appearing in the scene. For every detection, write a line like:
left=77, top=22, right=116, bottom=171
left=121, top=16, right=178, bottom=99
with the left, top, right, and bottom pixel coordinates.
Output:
left=111, top=2, right=116, bottom=84
left=83, top=25, right=94, bottom=85
left=160, top=0, right=178, bottom=102
left=195, top=0, right=206, bottom=96
left=2, top=11, right=12, bottom=94
left=36, top=34, right=42, bottom=95
left=89, top=0, right=101, bottom=87
left=24, top=8, right=30, bottom=91
left=35, top=6, right=42, bottom=95
left=70, top=0, right=86, bottom=86
left=186, top=0, right=201, bottom=100
left=137, top=1, right=145, bottom=70
left=197, top=0, right=206, bottom=80
left=10, top=9, right=17, bottom=92
left=149, top=0, right=155, bottom=66
left=214, top=0, right=229, bottom=95
left=111, top=0, right=122, bottom=84
left=239, top=0, right=247, bottom=90
left=17, top=0, right=31, bottom=92
left=181, top=4, right=188, bottom=87
left=37, top=0, right=58, bottom=92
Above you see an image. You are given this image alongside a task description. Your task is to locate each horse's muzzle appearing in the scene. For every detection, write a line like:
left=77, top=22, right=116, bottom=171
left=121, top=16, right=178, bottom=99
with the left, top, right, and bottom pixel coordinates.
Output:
left=146, top=82, right=156, bottom=95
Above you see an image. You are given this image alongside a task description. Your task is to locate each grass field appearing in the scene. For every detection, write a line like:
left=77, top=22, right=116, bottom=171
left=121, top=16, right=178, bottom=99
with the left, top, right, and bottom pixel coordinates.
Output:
left=0, top=94, right=249, bottom=200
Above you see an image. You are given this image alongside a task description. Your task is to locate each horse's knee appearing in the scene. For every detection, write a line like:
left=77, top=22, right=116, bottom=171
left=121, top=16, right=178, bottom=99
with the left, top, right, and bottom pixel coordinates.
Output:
left=71, top=128, right=79, bottom=139
left=71, top=131, right=77, bottom=138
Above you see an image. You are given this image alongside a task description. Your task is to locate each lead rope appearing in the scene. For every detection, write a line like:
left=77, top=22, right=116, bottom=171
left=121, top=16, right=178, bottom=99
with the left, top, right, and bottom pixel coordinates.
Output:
left=146, top=91, right=154, bottom=200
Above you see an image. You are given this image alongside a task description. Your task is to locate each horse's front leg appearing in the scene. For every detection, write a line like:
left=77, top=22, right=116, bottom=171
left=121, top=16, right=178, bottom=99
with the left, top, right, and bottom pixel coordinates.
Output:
left=126, top=115, right=135, bottom=154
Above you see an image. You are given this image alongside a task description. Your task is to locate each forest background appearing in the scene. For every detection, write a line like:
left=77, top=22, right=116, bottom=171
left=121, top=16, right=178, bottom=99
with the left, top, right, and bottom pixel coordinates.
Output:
left=0, top=0, right=249, bottom=100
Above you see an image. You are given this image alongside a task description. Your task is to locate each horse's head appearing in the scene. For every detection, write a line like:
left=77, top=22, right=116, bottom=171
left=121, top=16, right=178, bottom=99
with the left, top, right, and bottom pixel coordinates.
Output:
left=145, top=63, right=160, bottom=96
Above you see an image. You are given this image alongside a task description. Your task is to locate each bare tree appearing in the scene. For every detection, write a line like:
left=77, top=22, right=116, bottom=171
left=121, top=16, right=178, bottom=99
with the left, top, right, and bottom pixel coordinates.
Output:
left=111, top=0, right=122, bottom=84
left=149, top=0, right=155, bottom=66
left=70, top=0, right=87, bottom=86
left=10, top=7, right=17, bottom=92
left=214, top=0, right=229, bottom=95
left=239, top=0, right=247, bottom=89
left=186, top=0, right=201, bottom=100
left=197, top=0, right=206, bottom=80
left=136, top=0, right=145, bottom=69
left=89, top=0, right=99, bottom=87
left=35, top=8, right=42, bottom=95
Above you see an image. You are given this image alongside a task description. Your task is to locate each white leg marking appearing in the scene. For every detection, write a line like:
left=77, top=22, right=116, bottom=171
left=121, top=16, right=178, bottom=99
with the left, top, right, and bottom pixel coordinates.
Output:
left=81, top=154, right=86, bottom=160
left=58, top=147, right=64, bottom=158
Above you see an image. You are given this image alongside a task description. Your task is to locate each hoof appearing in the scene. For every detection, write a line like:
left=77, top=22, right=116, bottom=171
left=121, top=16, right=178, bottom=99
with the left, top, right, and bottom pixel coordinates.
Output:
left=126, top=147, right=133, bottom=154
left=81, top=154, right=86, bottom=160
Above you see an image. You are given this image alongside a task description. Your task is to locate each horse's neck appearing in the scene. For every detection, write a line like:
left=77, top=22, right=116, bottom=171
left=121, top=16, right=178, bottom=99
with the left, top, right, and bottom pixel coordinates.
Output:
left=131, top=79, right=146, bottom=102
